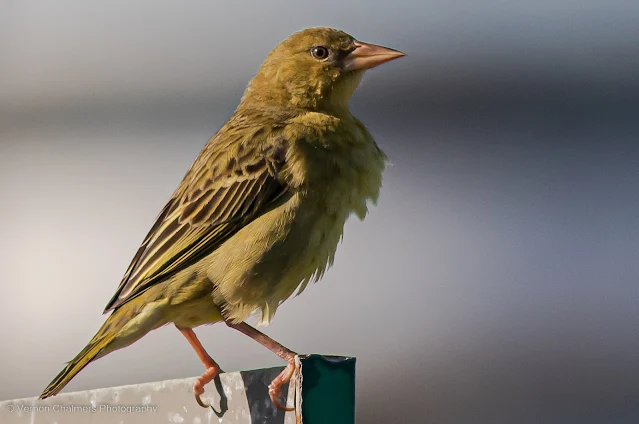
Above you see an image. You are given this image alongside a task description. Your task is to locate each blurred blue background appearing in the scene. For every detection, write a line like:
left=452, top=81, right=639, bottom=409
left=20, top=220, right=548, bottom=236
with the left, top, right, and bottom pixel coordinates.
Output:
left=1, top=1, right=638, bottom=423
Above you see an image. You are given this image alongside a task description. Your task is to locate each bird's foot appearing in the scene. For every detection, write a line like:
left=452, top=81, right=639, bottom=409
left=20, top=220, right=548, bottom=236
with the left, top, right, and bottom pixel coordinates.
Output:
left=268, top=359, right=298, bottom=411
left=222, top=321, right=299, bottom=412
left=193, top=366, right=221, bottom=408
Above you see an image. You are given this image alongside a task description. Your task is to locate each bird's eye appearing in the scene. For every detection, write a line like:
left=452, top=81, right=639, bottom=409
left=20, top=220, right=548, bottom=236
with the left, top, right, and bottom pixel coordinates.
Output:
left=310, top=46, right=330, bottom=60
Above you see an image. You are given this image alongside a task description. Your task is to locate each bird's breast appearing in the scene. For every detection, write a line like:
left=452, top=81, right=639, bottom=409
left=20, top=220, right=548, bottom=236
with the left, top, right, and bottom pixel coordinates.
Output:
left=206, top=118, right=386, bottom=326
left=286, top=126, right=387, bottom=285
left=297, top=122, right=386, bottom=220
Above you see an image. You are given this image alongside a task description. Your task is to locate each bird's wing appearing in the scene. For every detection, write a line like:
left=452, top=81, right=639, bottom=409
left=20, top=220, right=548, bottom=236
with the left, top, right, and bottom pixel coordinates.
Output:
left=103, top=130, right=288, bottom=312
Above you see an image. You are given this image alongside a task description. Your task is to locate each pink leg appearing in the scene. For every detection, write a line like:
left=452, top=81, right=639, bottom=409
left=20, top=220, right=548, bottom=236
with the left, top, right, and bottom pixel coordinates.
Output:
left=225, top=321, right=298, bottom=411
left=177, top=326, right=222, bottom=408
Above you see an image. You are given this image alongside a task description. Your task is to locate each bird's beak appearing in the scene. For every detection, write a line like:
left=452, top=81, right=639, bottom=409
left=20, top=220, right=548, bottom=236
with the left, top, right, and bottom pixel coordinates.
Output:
left=343, top=41, right=406, bottom=72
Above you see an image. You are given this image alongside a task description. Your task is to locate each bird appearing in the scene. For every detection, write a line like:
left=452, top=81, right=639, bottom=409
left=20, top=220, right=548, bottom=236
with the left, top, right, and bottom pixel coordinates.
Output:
left=40, top=27, right=405, bottom=410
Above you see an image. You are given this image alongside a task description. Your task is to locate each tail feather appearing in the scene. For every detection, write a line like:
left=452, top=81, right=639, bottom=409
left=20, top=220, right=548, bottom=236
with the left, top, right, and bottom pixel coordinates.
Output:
left=40, top=293, right=168, bottom=399
left=39, top=302, right=142, bottom=399
left=39, top=332, right=115, bottom=399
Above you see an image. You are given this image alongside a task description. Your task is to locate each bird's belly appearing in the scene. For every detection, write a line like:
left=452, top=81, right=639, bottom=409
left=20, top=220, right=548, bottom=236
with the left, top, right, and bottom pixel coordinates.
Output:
left=205, top=189, right=354, bottom=325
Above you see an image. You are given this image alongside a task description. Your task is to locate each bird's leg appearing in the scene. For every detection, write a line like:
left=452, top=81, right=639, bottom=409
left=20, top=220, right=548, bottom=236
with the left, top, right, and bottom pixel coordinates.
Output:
left=177, top=326, right=222, bottom=408
left=225, top=320, right=298, bottom=411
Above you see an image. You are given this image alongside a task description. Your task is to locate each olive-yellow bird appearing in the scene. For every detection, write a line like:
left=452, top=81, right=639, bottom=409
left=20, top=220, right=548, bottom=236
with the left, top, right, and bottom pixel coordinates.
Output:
left=40, top=27, right=405, bottom=409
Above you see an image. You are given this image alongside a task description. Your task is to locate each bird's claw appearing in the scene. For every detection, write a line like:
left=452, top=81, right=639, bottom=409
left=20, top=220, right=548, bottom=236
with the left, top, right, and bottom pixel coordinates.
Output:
left=194, top=387, right=210, bottom=408
left=268, top=360, right=298, bottom=412
left=195, top=394, right=211, bottom=408
left=269, top=385, right=295, bottom=411
left=193, top=366, right=219, bottom=408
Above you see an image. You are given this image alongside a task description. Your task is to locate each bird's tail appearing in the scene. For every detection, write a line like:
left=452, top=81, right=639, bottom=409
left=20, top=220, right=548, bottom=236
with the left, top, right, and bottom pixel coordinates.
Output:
left=39, top=322, right=116, bottom=399
left=39, top=300, right=160, bottom=399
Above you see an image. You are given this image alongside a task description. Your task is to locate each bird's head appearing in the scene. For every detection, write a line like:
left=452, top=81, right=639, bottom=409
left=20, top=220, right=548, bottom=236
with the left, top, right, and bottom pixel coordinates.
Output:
left=238, top=27, right=405, bottom=114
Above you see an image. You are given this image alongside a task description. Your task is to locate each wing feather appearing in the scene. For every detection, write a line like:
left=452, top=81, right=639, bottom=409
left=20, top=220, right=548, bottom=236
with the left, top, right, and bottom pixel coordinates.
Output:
left=103, top=130, right=287, bottom=312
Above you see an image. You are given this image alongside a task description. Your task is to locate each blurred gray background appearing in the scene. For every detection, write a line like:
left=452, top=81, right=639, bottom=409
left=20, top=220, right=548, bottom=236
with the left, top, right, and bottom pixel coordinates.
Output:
left=1, top=1, right=638, bottom=423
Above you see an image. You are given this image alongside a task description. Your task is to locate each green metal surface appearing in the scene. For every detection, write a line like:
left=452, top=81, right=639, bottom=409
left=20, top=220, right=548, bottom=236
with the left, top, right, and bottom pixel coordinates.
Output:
left=300, top=355, right=356, bottom=424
